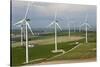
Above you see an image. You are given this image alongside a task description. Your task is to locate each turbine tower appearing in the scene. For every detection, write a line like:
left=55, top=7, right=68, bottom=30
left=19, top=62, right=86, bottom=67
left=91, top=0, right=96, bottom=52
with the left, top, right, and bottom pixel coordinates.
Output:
left=48, top=10, right=65, bottom=53
left=81, top=14, right=91, bottom=43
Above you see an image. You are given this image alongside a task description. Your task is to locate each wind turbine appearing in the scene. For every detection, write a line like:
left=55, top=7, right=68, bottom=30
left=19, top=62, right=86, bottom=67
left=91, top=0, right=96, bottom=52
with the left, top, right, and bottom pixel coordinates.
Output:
left=67, top=22, right=71, bottom=38
left=70, top=21, right=76, bottom=32
left=47, top=10, right=65, bottom=53
left=73, top=24, right=76, bottom=32
left=14, top=1, right=45, bottom=63
left=65, top=18, right=71, bottom=38
left=63, top=17, right=71, bottom=38
left=14, top=23, right=24, bottom=46
left=80, top=14, right=91, bottom=43
left=14, top=2, right=34, bottom=63
left=79, top=21, right=82, bottom=32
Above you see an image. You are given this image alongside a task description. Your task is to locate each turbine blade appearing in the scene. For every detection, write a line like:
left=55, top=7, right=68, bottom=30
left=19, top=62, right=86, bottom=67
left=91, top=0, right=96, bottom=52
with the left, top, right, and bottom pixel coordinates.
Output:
left=14, top=19, right=24, bottom=25
left=33, top=4, right=44, bottom=8
left=80, top=23, right=86, bottom=27
left=26, top=21, right=34, bottom=35
left=56, top=23, right=62, bottom=31
left=47, top=21, right=55, bottom=27
left=24, top=2, right=31, bottom=19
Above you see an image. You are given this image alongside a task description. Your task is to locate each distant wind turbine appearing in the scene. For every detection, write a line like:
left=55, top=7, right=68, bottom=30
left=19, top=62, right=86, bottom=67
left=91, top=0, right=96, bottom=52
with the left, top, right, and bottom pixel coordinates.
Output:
left=67, top=22, right=71, bottom=38
left=73, top=24, right=76, bottom=32
left=14, top=23, right=24, bottom=46
left=70, top=21, right=76, bottom=32
left=63, top=18, right=71, bottom=38
left=79, top=21, right=82, bottom=32
left=80, top=14, right=91, bottom=43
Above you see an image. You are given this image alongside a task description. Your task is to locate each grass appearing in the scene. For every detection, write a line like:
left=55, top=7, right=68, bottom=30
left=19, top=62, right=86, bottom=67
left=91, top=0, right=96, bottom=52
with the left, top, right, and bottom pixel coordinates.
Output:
left=11, top=42, right=77, bottom=66
left=46, top=32, right=96, bottom=61
left=11, top=32, right=96, bottom=66
left=50, top=42, right=96, bottom=60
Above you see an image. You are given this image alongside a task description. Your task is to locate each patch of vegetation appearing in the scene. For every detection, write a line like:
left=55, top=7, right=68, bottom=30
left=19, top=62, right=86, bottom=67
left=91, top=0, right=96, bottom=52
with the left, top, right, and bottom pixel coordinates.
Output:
left=11, top=32, right=96, bottom=66
left=11, top=42, right=77, bottom=66
left=51, top=43, right=96, bottom=60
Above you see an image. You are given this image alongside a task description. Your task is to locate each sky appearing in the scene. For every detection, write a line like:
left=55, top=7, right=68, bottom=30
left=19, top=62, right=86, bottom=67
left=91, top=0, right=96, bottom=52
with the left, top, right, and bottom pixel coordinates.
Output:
left=12, top=0, right=96, bottom=30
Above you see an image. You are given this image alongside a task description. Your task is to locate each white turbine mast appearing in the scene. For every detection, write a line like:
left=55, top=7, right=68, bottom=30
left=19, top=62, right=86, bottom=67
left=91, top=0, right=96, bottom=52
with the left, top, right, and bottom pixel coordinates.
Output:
left=80, top=14, right=91, bottom=43
left=47, top=9, right=65, bottom=53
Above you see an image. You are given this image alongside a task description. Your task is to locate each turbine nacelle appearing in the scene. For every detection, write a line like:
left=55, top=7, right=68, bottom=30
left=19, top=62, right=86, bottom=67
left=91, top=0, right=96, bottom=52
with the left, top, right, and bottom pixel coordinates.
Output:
left=14, top=18, right=34, bottom=36
left=80, top=22, right=91, bottom=28
left=47, top=20, right=62, bottom=31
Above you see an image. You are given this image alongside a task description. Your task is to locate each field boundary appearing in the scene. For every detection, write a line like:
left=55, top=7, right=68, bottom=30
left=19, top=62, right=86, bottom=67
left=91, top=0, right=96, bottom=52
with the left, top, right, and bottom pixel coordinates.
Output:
left=46, top=43, right=82, bottom=60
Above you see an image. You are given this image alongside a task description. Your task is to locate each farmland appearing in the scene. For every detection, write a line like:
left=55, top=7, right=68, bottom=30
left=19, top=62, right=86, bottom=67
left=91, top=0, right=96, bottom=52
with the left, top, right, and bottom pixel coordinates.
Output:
left=11, top=31, right=96, bottom=66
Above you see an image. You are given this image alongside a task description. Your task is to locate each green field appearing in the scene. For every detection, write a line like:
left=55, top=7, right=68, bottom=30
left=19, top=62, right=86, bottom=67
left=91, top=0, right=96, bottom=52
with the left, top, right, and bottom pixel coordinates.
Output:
left=11, top=31, right=96, bottom=66
left=47, top=43, right=96, bottom=61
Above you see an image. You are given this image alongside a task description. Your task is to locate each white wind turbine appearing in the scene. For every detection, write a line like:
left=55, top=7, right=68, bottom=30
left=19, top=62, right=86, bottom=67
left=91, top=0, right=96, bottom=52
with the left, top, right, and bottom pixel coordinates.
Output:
left=79, top=21, right=82, bottom=32
left=48, top=10, right=65, bottom=53
left=80, top=14, right=91, bottom=43
left=65, top=18, right=71, bottom=38
left=14, top=2, right=34, bottom=63
left=66, top=18, right=76, bottom=38
left=14, top=23, right=24, bottom=46
left=62, top=18, right=71, bottom=38
left=65, top=17, right=72, bottom=38
left=14, top=2, right=45, bottom=63
left=73, top=24, right=76, bottom=32
left=67, top=22, right=71, bottom=38
left=70, top=21, right=76, bottom=32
